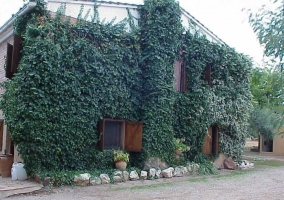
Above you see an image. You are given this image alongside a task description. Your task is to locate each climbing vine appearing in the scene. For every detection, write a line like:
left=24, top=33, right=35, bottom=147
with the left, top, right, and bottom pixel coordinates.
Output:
left=174, top=32, right=252, bottom=160
left=1, top=0, right=252, bottom=176
left=138, top=0, right=183, bottom=163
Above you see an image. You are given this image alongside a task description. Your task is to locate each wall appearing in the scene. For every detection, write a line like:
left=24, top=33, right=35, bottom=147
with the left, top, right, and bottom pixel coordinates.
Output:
left=0, top=36, right=13, bottom=155
left=47, top=0, right=139, bottom=31
left=260, top=127, right=284, bottom=156
left=47, top=1, right=224, bottom=45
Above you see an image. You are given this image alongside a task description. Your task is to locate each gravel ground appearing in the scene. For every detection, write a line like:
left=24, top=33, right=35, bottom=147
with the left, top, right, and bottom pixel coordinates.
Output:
left=8, top=164, right=284, bottom=200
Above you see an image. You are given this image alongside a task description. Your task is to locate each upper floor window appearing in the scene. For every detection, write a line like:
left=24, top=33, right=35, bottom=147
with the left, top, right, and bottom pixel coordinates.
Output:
left=174, top=60, right=186, bottom=92
left=205, top=65, right=212, bottom=86
left=5, top=35, right=22, bottom=79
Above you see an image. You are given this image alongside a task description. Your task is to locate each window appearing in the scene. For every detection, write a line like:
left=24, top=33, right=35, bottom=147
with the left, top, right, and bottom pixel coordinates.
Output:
left=5, top=34, right=23, bottom=79
left=174, top=60, right=186, bottom=91
left=98, top=119, right=143, bottom=152
left=205, top=65, right=212, bottom=86
left=0, top=120, right=4, bottom=151
left=6, top=44, right=13, bottom=78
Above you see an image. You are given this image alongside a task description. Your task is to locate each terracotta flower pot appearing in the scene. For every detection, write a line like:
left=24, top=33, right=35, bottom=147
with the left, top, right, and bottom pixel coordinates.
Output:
left=174, top=149, right=182, bottom=155
left=115, top=161, right=127, bottom=171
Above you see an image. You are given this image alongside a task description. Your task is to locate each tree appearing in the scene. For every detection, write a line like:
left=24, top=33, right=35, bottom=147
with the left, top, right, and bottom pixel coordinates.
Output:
left=249, top=67, right=284, bottom=139
left=248, top=0, right=284, bottom=68
left=250, top=67, right=284, bottom=108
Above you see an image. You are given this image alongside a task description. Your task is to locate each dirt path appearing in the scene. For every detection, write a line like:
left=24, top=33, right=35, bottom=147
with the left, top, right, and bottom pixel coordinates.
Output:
left=8, top=164, right=284, bottom=200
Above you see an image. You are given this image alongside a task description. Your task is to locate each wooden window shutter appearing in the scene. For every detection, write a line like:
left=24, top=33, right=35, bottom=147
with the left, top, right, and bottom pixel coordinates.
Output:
left=173, top=61, right=181, bottom=91
left=11, top=34, right=23, bottom=74
left=98, top=120, right=104, bottom=151
left=0, top=120, right=4, bottom=151
left=124, top=121, right=143, bottom=152
left=205, top=65, right=212, bottom=86
left=180, top=61, right=187, bottom=91
left=6, top=43, right=13, bottom=78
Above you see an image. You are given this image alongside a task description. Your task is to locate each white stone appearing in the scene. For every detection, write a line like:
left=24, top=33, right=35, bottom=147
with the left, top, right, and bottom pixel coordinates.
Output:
left=90, top=176, right=102, bottom=185
left=155, top=169, right=162, bottom=179
left=74, top=173, right=91, bottom=187
left=174, top=167, right=183, bottom=177
left=187, top=164, right=193, bottom=172
left=140, top=171, right=148, bottom=180
left=100, top=174, right=110, bottom=184
left=162, top=168, right=173, bottom=178
left=130, top=170, right=139, bottom=181
left=114, top=171, right=123, bottom=177
left=149, top=168, right=156, bottom=178
left=123, top=171, right=129, bottom=182
left=113, top=175, right=122, bottom=183
left=180, top=166, right=188, bottom=174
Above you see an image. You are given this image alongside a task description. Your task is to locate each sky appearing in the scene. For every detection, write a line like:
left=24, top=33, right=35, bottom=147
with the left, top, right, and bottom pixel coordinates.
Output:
left=0, top=0, right=276, bottom=65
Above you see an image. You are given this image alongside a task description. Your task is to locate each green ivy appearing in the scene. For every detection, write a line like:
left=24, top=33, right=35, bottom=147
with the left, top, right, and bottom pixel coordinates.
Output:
left=2, top=4, right=141, bottom=174
left=174, top=32, right=252, bottom=160
left=1, top=0, right=252, bottom=176
left=139, top=0, right=183, bottom=164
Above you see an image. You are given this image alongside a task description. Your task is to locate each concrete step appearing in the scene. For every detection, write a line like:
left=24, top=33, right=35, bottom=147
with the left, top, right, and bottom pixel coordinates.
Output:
left=0, top=184, right=43, bottom=199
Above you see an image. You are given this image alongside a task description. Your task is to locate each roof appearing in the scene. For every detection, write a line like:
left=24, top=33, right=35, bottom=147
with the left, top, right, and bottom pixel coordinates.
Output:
left=0, top=0, right=226, bottom=45
left=0, top=2, right=37, bottom=44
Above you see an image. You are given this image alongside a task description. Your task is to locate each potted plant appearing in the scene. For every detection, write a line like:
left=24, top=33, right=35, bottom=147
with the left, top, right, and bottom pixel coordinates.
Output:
left=174, top=138, right=190, bottom=155
left=113, top=150, right=129, bottom=170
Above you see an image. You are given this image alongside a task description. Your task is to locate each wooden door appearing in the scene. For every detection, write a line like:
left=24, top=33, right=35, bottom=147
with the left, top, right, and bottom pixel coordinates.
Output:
left=202, top=125, right=219, bottom=154
left=124, top=121, right=143, bottom=152
left=202, top=127, right=213, bottom=154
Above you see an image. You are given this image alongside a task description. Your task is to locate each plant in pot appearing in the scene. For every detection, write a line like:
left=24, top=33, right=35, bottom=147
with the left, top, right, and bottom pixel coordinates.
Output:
left=174, top=138, right=190, bottom=155
left=113, top=150, right=129, bottom=171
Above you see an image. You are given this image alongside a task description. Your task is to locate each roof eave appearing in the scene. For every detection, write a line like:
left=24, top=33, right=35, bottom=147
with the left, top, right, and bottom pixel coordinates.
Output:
left=0, top=2, right=37, bottom=44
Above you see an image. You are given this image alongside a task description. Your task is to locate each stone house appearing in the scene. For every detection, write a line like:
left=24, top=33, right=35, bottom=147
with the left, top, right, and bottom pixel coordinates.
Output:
left=0, top=0, right=228, bottom=163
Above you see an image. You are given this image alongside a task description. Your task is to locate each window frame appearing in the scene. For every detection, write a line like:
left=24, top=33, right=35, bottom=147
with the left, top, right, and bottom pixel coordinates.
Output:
left=98, top=118, right=143, bottom=152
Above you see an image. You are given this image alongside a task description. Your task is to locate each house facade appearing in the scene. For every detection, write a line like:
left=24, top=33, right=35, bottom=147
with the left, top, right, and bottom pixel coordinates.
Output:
left=0, top=0, right=252, bottom=174
left=0, top=0, right=226, bottom=160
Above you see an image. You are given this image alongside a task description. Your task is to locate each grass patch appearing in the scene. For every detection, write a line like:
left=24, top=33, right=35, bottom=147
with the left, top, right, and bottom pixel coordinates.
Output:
left=211, top=171, right=250, bottom=179
left=129, top=182, right=174, bottom=190
left=111, top=182, right=175, bottom=191
left=253, top=160, right=283, bottom=167
left=187, top=177, right=207, bottom=182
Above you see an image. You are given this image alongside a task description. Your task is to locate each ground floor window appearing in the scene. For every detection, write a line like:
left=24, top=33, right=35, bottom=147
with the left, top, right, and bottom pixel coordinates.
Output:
left=98, top=118, right=143, bottom=152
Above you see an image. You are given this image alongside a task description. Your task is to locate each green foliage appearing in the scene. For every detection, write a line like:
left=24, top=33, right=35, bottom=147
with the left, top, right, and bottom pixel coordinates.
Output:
left=249, top=108, right=284, bottom=139
left=138, top=0, right=183, bottom=162
left=1, top=0, right=252, bottom=177
left=248, top=0, right=284, bottom=67
left=250, top=67, right=284, bottom=108
left=2, top=5, right=141, bottom=174
left=198, top=161, right=218, bottom=175
left=174, top=31, right=252, bottom=160
left=113, top=150, right=130, bottom=163
left=249, top=67, right=284, bottom=139
left=174, top=138, right=190, bottom=152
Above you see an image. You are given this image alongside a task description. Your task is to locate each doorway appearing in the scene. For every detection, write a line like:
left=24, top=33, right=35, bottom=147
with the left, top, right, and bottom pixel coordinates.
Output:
left=202, top=125, right=219, bottom=154
left=262, top=136, right=273, bottom=152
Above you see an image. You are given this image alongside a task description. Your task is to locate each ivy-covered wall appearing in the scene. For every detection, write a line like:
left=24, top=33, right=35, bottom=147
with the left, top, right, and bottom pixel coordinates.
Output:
left=138, top=0, right=183, bottom=163
left=174, top=32, right=252, bottom=160
left=1, top=0, right=252, bottom=175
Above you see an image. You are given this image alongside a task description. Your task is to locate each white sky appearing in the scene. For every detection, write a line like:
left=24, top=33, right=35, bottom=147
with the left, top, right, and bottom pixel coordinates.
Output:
left=0, top=0, right=277, bottom=65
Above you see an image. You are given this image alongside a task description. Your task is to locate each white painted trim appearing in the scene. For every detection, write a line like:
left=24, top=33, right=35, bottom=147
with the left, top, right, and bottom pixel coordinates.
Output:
left=0, top=30, right=13, bottom=44
left=48, top=0, right=138, bottom=9
left=0, top=2, right=37, bottom=44
left=181, top=10, right=226, bottom=45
